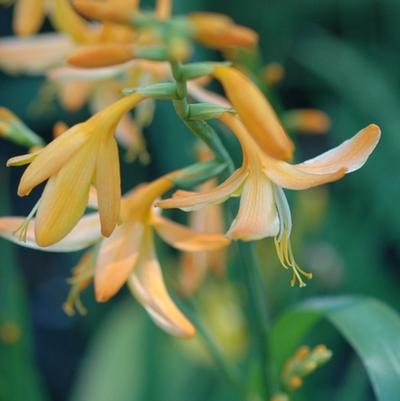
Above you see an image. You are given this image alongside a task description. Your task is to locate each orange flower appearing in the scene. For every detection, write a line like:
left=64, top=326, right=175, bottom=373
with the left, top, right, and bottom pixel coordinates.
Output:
left=7, top=93, right=145, bottom=246
left=95, top=175, right=229, bottom=338
left=158, top=113, right=380, bottom=286
left=0, top=172, right=229, bottom=337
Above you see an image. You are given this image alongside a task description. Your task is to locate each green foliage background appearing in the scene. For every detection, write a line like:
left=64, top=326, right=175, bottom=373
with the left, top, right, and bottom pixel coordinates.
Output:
left=0, top=1, right=399, bottom=401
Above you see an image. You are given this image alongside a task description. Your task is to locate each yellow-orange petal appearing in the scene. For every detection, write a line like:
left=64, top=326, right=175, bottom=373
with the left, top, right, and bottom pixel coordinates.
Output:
left=127, top=229, right=195, bottom=338
left=58, top=80, right=92, bottom=112
left=95, top=136, right=121, bottom=237
left=72, top=0, right=135, bottom=24
left=67, top=44, right=135, bottom=69
left=157, top=168, right=248, bottom=211
left=51, top=0, right=99, bottom=44
left=298, top=124, right=381, bottom=174
left=13, top=0, right=45, bottom=37
left=262, top=157, right=346, bottom=190
left=213, top=66, right=294, bottom=161
left=227, top=172, right=279, bottom=240
left=152, top=214, right=229, bottom=252
left=34, top=143, right=96, bottom=246
left=95, top=222, right=143, bottom=302
left=17, top=124, right=89, bottom=196
left=0, top=213, right=100, bottom=252
left=188, top=12, right=258, bottom=49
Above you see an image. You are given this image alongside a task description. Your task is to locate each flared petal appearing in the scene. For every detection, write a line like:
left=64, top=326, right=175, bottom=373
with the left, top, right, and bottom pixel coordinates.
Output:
left=95, top=136, right=121, bottom=237
left=152, top=214, right=229, bottom=252
left=95, top=222, right=143, bottom=302
left=34, top=143, right=97, bottom=246
left=213, top=66, right=294, bottom=161
left=157, top=168, right=248, bottom=211
left=262, top=157, right=346, bottom=190
left=0, top=213, right=100, bottom=252
left=128, top=229, right=195, bottom=338
left=0, top=33, right=74, bottom=75
left=13, top=0, right=45, bottom=37
left=18, top=124, right=89, bottom=196
left=228, top=172, right=279, bottom=240
left=298, top=124, right=381, bottom=174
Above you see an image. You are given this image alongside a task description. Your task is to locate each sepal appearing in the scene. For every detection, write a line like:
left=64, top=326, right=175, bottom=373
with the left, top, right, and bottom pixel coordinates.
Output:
left=188, top=103, right=235, bottom=121
left=0, top=108, right=44, bottom=148
left=123, top=83, right=178, bottom=99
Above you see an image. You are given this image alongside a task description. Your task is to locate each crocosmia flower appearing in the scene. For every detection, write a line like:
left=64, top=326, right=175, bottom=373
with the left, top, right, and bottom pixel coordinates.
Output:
left=158, top=113, right=380, bottom=286
left=7, top=92, right=145, bottom=246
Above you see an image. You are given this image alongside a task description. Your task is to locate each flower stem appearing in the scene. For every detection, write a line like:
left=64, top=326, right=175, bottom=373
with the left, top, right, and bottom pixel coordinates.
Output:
left=236, top=241, right=271, bottom=399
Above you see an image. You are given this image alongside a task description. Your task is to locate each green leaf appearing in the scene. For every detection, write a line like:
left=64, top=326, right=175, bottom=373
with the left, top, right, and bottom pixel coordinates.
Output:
left=69, top=302, right=147, bottom=401
left=270, top=296, right=400, bottom=401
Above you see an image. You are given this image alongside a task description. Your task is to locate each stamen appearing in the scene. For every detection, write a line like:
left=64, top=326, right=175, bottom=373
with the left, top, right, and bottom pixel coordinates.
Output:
left=272, top=185, right=312, bottom=287
left=63, top=252, right=95, bottom=316
left=13, top=199, right=40, bottom=242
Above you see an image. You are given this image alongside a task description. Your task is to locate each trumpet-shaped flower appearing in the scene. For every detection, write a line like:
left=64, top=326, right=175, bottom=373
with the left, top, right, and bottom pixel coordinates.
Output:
left=158, top=113, right=381, bottom=286
left=0, top=172, right=229, bottom=338
left=95, top=173, right=229, bottom=337
left=7, top=92, right=145, bottom=246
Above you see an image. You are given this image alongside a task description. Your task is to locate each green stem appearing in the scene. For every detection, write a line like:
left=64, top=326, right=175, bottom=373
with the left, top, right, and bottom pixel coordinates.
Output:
left=175, top=296, right=247, bottom=400
left=169, top=61, right=235, bottom=171
left=236, top=241, right=271, bottom=399
left=169, top=59, right=271, bottom=399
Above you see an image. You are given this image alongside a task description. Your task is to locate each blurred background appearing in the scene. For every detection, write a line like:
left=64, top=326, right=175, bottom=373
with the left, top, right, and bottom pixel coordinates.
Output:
left=0, top=1, right=399, bottom=401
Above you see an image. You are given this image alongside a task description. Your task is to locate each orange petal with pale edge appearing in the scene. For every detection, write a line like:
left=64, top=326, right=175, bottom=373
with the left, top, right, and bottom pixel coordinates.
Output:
left=213, top=66, right=294, bottom=161
left=157, top=168, right=248, bottom=211
left=128, top=229, right=195, bottom=338
left=13, top=0, right=45, bottom=36
left=34, top=143, right=96, bottom=246
left=95, top=222, right=143, bottom=302
left=263, top=158, right=345, bottom=190
left=298, top=124, right=381, bottom=174
left=228, top=172, right=279, bottom=240
left=0, top=33, right=75, bottom=75
left=0, top=213, right=100, bottom=252
left=17, top=125, right=89, bottom=196
left=152, top=214, right=229, bottom=252
left=95, top=136, right=121, bottom=237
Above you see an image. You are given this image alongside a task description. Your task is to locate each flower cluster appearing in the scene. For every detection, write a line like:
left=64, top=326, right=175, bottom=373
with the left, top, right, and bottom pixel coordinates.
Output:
left=0, top=0, right=380, bottom=337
